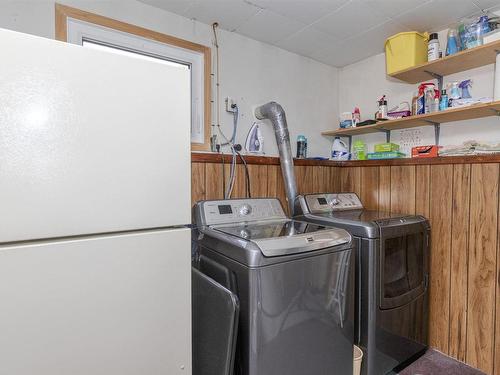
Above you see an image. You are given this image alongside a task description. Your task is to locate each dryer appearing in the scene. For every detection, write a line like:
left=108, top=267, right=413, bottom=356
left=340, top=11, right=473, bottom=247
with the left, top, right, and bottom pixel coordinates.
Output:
left=192, top=198, right=355, bottom=375
left=295, top=193, right=430, bottom=375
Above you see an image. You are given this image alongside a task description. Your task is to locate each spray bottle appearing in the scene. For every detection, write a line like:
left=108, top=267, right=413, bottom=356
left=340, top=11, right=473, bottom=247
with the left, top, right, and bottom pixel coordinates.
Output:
left=459, top=79, right=472, bottom=99
left=448, top=82, right=460, bottom=106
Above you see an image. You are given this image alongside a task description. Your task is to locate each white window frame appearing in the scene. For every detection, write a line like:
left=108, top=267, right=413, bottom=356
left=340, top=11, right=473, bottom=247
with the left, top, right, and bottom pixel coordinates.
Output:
left=66, top=18, right=205, bottom=145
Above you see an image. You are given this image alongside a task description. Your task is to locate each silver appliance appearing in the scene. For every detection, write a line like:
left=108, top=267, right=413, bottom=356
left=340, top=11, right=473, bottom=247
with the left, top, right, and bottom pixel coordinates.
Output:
left=192, top=198, right=355, bottom=375
left=244, top=122, right=264, bottom=153
left=295, top=193, right=430, bottom=375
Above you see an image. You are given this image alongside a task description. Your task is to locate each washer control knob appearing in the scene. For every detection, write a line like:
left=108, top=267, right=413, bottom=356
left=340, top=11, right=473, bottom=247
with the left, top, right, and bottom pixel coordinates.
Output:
left=239, top=204, right=252, bottom=216
left=331, top=198, right=340, bottom=206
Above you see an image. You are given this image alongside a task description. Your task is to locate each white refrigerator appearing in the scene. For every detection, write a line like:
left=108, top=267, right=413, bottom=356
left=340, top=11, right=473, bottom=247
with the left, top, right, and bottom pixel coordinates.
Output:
left=0, top=28, right=192, bottom=374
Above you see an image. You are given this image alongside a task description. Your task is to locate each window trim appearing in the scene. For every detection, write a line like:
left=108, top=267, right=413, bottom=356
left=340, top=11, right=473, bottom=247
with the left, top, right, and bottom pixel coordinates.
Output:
left=55, top=3, right=211, bottom=151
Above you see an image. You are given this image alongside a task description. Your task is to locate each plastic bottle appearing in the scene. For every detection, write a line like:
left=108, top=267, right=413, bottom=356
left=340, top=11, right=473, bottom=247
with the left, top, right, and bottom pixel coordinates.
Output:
left=424, top=84, right=436, bottom=113
left=417, top=85, right=426, bottom=115
left=411, top=91, right=419, bottom=116
left=353, top=107, right=361, bottom=126
left=439, top=89, right=449, bottom=111
left=331, top=137, right=350, bottom=160
left=459, top=79, right=472, bottom=99
left=449, top=82, right=460, bottom=106
left=427, top=33, right=440, bottom=61
left=433, top=90, right=440, bottom=113
left=446, top=27, right=460, bottom=55
left=296, top=135, right=307, bottom=158
left=377, top=95, right=388, bottom=120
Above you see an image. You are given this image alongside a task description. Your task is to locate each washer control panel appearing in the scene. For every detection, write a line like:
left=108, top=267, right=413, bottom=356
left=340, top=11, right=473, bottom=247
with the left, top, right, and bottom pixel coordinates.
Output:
left=200, top=198, right=286, bottom=225
left=305, top=193, right=363, bottom=213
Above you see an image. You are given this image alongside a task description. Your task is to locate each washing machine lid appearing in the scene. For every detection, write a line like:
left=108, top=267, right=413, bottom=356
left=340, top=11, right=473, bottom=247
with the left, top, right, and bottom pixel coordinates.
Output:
left=325, top=209, right=406, bottom=222
left=211, top=219, right=350, bottom=257
left=298, top=193, right=420, bottom=238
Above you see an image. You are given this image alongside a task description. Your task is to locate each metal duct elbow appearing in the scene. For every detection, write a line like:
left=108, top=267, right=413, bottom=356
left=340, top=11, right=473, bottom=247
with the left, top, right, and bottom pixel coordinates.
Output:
left=254, top=102, right=298, bottom=216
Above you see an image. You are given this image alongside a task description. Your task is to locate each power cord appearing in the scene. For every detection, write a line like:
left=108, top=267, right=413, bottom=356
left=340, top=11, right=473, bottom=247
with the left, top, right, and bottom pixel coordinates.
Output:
left=236, top=150, right=251, bottom=198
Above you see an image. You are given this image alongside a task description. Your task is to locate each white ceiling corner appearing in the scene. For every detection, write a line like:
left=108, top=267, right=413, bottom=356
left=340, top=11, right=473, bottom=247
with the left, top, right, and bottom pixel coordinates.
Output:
left=137, top=0, right=500, bottom=67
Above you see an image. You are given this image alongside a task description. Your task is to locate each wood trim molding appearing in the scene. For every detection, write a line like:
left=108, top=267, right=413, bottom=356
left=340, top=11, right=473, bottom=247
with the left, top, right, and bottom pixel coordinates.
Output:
left=192, top=152, right=500, bottom=167
left=55, top=3, right=212, bottom=151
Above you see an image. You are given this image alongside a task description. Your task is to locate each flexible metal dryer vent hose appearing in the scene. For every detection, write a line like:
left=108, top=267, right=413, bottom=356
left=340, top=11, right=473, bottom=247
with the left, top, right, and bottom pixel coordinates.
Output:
left=254, top=102, right=298, bottom=216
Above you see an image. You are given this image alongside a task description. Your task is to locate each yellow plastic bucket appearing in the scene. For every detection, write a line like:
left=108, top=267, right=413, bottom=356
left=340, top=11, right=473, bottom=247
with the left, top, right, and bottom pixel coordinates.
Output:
left=353, top=345, right=363, bottom=375
left=385, top=31, right=428, bottom=75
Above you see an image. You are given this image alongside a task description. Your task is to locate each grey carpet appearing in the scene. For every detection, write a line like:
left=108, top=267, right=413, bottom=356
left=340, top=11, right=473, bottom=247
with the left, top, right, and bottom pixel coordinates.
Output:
left=398, top=349, right=486, bottom=375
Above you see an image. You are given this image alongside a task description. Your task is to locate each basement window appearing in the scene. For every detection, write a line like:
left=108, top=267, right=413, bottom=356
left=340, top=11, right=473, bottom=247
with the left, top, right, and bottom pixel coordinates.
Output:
left=57, top=6, right=211, bottom=150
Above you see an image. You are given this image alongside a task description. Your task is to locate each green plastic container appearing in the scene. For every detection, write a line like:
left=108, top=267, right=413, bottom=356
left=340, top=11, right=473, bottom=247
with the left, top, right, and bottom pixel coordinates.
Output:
left=374, top=143, right=400, bottom=153
left=367, top=151, right=406, bottom=160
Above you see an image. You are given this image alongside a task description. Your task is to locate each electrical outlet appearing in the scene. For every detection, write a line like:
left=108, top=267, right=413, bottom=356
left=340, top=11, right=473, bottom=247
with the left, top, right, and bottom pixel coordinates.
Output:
left=396, top=129, right=423, bottom=155
left=225, top=97, right=237, bottom=113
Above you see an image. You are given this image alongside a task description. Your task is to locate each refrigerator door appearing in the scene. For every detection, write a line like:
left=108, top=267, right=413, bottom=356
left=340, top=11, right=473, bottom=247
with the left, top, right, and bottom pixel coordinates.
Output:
left=0, top=228, right=191, bottom=375
left=0, top=28, right=191, bottom=242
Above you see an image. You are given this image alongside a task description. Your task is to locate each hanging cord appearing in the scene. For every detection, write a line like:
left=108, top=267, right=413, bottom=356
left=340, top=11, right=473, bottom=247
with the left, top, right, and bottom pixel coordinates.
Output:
left=211, top=22, right=242, bottom=199
left=212, top=22, right=238, bottom=199
left=221, top=105, right=238, bottom=146
left=221, top=150, right=226, bottom=198
left=236, top=150, right=251, bottom=198
left=211, top=22, right=238, bottom=147
left=225, top=150, right=237, bottom=198
left=212, top=22, right=220, bottom=136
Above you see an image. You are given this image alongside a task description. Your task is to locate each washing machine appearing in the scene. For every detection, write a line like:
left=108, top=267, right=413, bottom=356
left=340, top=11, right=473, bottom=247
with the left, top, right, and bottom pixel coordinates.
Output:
left=295, top=193, right=430, bottom=375
left=192, top=198, right=354, bottom=375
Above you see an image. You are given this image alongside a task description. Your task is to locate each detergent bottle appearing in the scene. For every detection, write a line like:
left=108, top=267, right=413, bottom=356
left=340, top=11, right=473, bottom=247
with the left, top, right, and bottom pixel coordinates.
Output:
left=331, top=137, right=350, bottom=160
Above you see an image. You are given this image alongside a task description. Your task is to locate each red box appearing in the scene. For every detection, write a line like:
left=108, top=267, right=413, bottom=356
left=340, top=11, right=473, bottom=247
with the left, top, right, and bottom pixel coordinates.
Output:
left=412, top=145, right=439, bottom=158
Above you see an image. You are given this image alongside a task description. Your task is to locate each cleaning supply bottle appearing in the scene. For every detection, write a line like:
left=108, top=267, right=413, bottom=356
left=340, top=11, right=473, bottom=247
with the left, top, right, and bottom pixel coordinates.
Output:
left=417, top=83, right=434, bottom=114
left=377, top=95, right=388, bottom=120
left=446, top=27, right=460, bottom=55
left=353, top=107, right=361, bottom=126
left=439, top=89, right=449, bottom=111
left=427, top=33, right=440, bottom=61
left=459, top=79, right=472, bottom=99
left=424, top=84, right=436, bottom=113
left=433, top=89, right=440, bottom=113
left=331, top=137, right=349, bottom=160
left=449, top=82, right=460, bottom=106
left=411, top=91, right=419, bottom=116
left=296, top=135, right=307, bottom=158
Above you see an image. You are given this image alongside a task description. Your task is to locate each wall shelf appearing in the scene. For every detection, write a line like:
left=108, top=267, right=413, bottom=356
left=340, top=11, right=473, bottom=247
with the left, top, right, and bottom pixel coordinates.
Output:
left=389, top=39, right=500, bottom=84
left=322, top=100, right=500, bottom=138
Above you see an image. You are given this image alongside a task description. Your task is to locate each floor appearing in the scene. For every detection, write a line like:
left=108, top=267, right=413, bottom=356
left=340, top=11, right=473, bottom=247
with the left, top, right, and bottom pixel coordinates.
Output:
left=397, top=349, right=486, bottom=375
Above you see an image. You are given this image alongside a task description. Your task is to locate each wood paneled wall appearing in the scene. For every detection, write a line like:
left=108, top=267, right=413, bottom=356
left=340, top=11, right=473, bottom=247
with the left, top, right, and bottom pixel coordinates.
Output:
left=191, top=160, right=500, bottom=375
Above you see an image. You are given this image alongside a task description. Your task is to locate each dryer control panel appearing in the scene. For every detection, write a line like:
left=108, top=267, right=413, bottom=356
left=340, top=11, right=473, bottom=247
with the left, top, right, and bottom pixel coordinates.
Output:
left=198, top=198, right=287, bottom=226
left=304, top=193, right=363, bottom=213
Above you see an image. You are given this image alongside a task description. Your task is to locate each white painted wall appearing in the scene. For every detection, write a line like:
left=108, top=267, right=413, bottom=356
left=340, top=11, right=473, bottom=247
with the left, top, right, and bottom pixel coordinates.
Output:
left=0, top=0, right=339, bottom=157
left=338, top=29, right=500, bottom=155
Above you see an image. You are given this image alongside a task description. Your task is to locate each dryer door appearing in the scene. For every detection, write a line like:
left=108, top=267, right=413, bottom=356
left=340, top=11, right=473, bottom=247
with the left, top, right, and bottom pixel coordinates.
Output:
left=377, top=219, right=429, bottom=310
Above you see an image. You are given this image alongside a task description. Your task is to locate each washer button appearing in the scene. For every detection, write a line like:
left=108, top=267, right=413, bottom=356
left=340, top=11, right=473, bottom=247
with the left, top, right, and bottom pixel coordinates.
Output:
left=240, top=204, right=252, bottom=216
